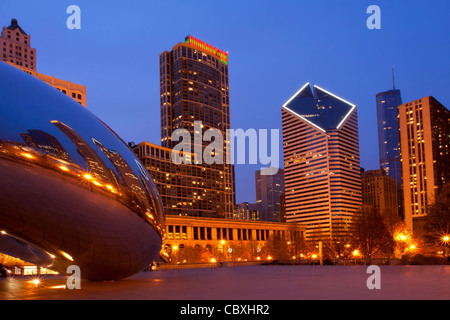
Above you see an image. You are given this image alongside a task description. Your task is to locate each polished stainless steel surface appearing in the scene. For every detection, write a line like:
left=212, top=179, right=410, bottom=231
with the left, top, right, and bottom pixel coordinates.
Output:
left=0, top=62, right=165, bottom=280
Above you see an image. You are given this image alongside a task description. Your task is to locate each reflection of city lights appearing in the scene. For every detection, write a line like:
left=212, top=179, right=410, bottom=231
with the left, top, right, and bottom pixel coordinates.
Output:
left=31, top=279, right=40, bottom=287
left=59, top=166, right=69, bottom=171
left=83, top=174, right=93, bottom=180
left=60, top=251, right=74, bottom=261
left=22, top=153, right=34, bottom=159
left=50, top=285, right=66, bottom=289
left=92, top=180, right=102, bottom=187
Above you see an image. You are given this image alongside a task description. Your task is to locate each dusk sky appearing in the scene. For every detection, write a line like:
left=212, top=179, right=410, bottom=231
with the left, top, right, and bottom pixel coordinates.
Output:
left=2, top=0, right=449, bottom=204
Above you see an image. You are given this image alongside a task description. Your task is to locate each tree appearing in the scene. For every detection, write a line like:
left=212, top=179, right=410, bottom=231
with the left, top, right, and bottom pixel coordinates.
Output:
left=425, top=184, right=450, bottom=249
left=264, top=235, right=290, bottom=260
left=351, top=206, right=395, bottom=264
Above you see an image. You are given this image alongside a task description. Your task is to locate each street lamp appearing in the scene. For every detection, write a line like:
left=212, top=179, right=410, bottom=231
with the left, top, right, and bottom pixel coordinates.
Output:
left=442, top=235, right=450, bottom=258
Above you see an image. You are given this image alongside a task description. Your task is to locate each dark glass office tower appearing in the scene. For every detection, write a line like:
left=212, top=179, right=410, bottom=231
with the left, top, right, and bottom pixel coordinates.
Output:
left=376, top=89, right=403, bottom=216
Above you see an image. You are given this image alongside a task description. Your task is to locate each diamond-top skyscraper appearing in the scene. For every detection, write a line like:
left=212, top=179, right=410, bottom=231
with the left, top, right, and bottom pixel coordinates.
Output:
left=282, top=83, right=362, bottom=240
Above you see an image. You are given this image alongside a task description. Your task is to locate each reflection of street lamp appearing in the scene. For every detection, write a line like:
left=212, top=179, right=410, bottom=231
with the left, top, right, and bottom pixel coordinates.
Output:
left=352, top=250, right=359, bottom=265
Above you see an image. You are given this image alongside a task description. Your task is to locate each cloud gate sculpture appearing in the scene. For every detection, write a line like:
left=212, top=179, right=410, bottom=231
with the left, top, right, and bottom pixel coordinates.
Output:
left=0, top=62, right=165, bottom=280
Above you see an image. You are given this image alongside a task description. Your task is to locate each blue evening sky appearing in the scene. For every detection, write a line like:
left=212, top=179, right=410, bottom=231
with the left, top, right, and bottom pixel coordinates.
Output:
left=2, top=0, right=449, bottom=204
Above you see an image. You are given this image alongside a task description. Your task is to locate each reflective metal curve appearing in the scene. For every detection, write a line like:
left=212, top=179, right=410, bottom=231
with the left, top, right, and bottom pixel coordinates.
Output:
left=0, top=62, right=165, bottom=280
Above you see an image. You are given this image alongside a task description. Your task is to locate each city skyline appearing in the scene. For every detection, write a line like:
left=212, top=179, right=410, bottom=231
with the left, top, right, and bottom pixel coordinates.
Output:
left=1, top=1, right=450, bottom=204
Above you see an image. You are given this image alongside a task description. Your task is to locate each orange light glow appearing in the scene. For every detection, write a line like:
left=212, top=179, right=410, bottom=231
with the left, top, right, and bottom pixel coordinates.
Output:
left=59, top=166, right=69, bottom=171
left=22, top=153, right=34, bottom=159
left=83, top=174, right=93, bottom=180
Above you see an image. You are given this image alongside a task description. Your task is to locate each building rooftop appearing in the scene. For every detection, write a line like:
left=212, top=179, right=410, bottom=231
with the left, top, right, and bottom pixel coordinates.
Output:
left=282, top=83, right=356, bottom=132
left=6, top=19, right=27, bottom=35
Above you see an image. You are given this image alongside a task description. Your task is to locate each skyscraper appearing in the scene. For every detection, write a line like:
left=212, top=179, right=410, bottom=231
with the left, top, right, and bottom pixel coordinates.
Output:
left=255, top=168, right=285, bottom=221
left=398, top=96, right=450, bottom=235
left=376, top=86, right=403, bottom=217
left=1, top=19, right=36, bottom=70
left=1, top=19, right=86, bottom=106
left=153, top=36, right=234, bottom=218
left=282, top=83, right=362, bottom=240
left=361, top=168, right=398, bottom=220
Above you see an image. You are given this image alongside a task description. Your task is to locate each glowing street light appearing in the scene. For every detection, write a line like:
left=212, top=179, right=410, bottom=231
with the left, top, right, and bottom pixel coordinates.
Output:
left=442, top=235, right=450, bottom=258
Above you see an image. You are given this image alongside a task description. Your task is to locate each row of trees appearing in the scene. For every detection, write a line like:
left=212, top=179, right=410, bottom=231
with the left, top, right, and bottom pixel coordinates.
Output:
left=350, top=183, right=450, bottom=264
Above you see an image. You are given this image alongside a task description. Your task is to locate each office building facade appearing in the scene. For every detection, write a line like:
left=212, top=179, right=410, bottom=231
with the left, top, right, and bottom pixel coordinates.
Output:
left=282, top=83, right=362, bottom=240
left=255, top=168, right=285, bottom=221
left=234, top=202, right=261, bottom=221
left=398, top=96, right=450, bottom=234
left=163, top=215, right=306, bottom=263
left=361, top=169, right=398, bottom=219
left=157, top=36, right=234, bottom=218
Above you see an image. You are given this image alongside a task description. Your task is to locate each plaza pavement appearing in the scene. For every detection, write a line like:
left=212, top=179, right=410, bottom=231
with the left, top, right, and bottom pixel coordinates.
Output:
left=0, top=265, right=449, bottom=300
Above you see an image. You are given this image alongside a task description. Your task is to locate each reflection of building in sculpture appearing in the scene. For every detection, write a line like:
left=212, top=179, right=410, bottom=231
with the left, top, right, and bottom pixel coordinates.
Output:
left=20, top=129, right=72, bottom=162
left=1, top=19, right=86, bottom=106
left=51, top=120, right=115, bottom=184
left=398, top=96, right=450, bottom=235
left=282, top=83, right=362, bottom=240
left=163, top=215, right=306, bottom=262
left=92, top=138, right=146, bottom=200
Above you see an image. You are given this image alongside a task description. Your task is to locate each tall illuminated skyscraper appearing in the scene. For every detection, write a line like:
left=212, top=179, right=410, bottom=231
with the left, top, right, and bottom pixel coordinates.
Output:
left=398, top=96, right=450, bottom=235
left=157, top=36, right=234, bottom=218
left=282, top=83, right=362, bottom=240
left=376, top=81, right=403, bottom=217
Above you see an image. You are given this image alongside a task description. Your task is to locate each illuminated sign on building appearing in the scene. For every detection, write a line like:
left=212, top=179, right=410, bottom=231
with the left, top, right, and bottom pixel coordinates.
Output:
left=185, top=35, right=228, bottom=65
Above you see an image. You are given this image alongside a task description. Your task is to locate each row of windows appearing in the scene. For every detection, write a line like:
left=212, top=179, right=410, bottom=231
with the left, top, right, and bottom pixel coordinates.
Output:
left=55, top=87, right=83, bottom=101
left=167, top=225, right=285, bottom=242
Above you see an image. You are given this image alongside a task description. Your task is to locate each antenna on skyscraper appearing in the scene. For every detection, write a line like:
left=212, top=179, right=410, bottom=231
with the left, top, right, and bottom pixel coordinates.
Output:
left=392, top=66, right=396, bottom=90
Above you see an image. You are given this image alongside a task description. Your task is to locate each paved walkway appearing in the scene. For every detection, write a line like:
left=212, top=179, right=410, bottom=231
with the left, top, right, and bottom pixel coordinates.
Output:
left=1, top=265, right=449, bottom=300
